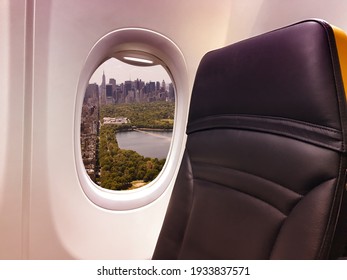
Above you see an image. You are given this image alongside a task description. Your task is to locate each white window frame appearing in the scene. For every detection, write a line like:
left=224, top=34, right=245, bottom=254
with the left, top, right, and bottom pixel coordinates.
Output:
left=74, top=28, right=189, bottom=210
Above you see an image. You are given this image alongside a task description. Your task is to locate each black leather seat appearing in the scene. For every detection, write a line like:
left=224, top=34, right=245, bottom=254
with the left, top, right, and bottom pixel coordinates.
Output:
left=153, top=19, right=347, bottom=259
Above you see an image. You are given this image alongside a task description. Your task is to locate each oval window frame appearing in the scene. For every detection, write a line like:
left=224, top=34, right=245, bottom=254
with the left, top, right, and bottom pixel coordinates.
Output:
left=74, top=28, right=189, bottom=210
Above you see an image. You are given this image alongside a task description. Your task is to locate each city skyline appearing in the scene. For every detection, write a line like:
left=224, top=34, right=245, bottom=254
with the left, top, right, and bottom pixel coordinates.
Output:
left=89, top=57, right=172, bottom=85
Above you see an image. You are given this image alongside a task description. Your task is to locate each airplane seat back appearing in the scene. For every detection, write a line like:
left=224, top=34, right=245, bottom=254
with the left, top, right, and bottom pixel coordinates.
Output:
left=153, top=19, right=347, bottom=259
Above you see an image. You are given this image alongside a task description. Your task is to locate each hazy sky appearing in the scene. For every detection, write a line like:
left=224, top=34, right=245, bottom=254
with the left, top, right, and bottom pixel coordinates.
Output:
left=89, top=57, right=172, bottom=85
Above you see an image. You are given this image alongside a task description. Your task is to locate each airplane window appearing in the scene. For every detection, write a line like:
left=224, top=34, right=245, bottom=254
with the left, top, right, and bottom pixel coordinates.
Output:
left=80, top=57, right=175, bottom=191
left=75, top=28, right=188, bottom=210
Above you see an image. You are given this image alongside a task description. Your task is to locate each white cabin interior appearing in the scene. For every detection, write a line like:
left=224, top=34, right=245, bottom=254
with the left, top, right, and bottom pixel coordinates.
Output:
left=1, top=0, right=347, bottom=259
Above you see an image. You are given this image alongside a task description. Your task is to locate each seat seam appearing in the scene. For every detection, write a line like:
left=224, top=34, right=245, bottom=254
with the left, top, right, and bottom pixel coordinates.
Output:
left=191, top=159, right=303, bottom=197
left=268, top=177, right=337, bottom=259
left=187, top=114, right=343, bottom=152
left=177, top=150, right=197, bottom=259
left=189, top=114, right=342, bottom=134
left=193, top=176, right=289, bottom=217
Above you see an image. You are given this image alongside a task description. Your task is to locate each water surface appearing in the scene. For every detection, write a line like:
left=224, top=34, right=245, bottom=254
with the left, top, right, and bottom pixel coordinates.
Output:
left=116, top=130, right=172, bottom=159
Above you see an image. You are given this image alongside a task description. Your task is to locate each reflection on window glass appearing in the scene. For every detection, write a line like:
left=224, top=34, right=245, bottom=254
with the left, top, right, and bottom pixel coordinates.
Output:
left=81, top=58, right=175, bottom=190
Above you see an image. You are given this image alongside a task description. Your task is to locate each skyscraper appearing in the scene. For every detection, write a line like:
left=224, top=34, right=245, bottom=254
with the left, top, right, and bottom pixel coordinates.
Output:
left=100, top=71, right=107, bottom=105
left=106, top=84, right=114, bottom=104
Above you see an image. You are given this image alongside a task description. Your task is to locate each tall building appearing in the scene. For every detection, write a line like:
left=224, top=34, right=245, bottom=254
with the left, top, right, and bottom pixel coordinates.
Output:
left=84, top=83, right=99, bottom=102
left=106, top=84, right=114, bottom=104
left=102, top=70, right=106, bottom=85
left=147, top=81, right=156, bottom=93
left=81, top=83, right=100, bottom=182
left=109, top=78, right=116, bottom=89
left=99, top=71, right=107, bottom=105
left=109, top=79, right=117, bottom=101
left=168, top=83, right=175, bottom=101
left=124, top=80, right=132, bottom=96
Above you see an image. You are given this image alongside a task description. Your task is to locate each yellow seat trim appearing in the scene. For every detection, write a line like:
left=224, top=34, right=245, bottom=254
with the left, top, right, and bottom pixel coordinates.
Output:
left=332, top=25, right=347, bottom=99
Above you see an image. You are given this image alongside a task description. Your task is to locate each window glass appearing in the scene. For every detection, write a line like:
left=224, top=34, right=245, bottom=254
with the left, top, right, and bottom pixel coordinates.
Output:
left=81, top=58, right=175, bottom=190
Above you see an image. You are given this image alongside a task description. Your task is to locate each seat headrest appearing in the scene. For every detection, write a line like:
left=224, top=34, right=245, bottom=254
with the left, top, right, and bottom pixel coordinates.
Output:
left=187, top=19, right=347, bottom=152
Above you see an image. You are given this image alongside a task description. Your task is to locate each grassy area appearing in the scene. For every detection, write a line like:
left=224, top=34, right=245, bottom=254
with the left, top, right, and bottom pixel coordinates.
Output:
left=156, top=119, right=174, bottom=125
left=100, top=101, right=174, bottom=129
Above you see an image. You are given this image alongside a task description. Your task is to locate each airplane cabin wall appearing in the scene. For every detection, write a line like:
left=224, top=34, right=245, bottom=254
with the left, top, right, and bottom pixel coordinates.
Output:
left=0, top=0, right=26, bottom=259
left=23, top=0, right=235, bottom=260
left=0, top=0, right=346, bottom=259
left=226, top=0, right=347, bottom=43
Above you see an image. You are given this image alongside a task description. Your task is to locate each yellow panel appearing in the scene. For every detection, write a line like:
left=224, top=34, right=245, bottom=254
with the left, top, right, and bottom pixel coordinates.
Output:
left=332, top=25, right=347, bottom=99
